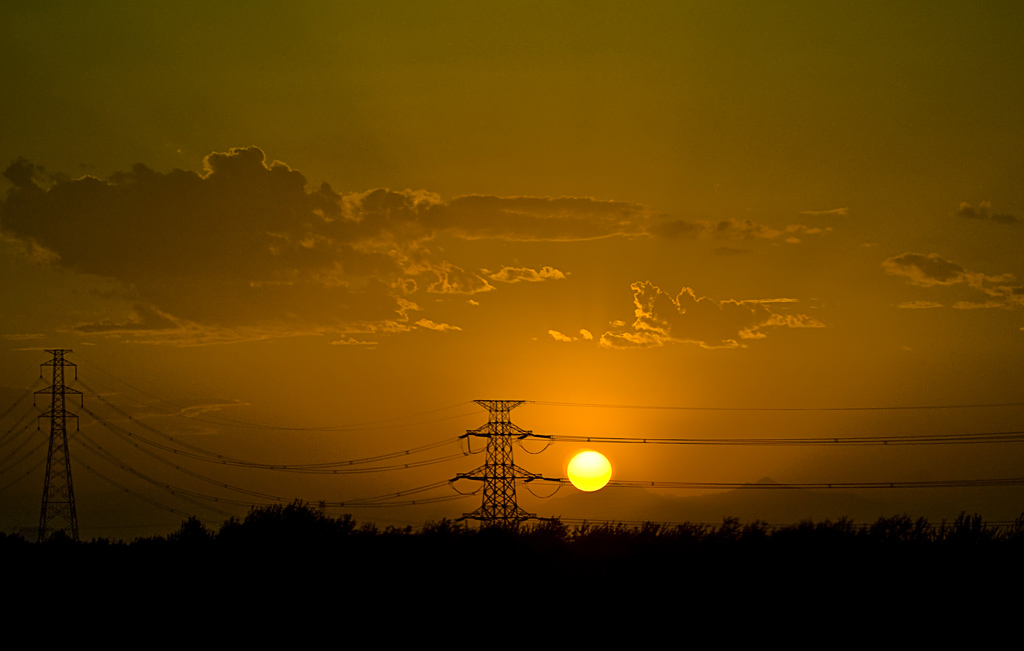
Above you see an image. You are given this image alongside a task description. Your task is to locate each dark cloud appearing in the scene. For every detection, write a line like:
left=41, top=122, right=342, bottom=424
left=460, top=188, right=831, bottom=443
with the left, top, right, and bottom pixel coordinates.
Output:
left=72, top=304, right=181, bottom=334
left=598, top=281, right=824, bottom=350
left=649, top=218, right=781, bottom=240
left=883, top=252, right=1024, bottom=309
left=2, top=157, right=43, bottom=190
left=881, top=253, right=965, bottom=286
left=956, top=201, right=1017, bottom=224
left=649, top=218, right=829, bottom=243
left=330, top=189, right=652, bottom=244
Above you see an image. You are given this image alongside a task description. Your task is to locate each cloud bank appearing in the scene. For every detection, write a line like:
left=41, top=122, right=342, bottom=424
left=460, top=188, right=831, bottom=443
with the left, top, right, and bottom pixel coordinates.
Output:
left=1, top=148, right=639, bottom=345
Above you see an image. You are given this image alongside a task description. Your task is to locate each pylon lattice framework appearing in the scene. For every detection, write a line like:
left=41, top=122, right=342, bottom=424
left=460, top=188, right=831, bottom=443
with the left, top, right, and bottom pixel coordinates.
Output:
left=35, top=349, right=83, bottom=542
left=454, top=399, right=544, bottom=526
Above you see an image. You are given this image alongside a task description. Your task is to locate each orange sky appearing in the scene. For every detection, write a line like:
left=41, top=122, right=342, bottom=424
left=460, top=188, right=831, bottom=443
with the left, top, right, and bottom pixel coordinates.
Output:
left=2, top=2, right=1023, bottom=538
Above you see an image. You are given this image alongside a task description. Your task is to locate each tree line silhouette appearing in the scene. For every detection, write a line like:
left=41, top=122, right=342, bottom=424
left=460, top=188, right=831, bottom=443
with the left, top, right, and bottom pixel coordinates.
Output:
left=7, top=502, right=1024, bottom=608
left=6, top=501, right=1023, bottom=553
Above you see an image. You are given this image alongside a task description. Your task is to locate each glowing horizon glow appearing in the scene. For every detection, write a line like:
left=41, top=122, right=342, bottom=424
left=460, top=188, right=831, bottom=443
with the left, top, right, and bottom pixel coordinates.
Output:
left=567, top=451, right=612, bottom=492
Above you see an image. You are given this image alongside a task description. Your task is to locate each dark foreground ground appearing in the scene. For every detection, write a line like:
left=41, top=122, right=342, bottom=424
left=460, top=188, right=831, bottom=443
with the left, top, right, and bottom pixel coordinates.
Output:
left=6, top=503, right=1022, bottom=626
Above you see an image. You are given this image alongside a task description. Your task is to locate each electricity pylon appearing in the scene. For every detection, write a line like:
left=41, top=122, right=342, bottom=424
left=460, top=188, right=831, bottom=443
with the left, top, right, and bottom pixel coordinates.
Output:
left=35, top=349, right=83, bottom=542
left=453, top=399, right=544, bottom=526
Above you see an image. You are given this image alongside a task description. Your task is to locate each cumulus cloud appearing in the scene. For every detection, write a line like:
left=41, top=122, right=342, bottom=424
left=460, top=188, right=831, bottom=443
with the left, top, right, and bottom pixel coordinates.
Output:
left=548, top=328, right=595, bottom=343
left=956, top=201, right=1017, bottom=224
left=598, top=281, right=824, bottom=350
left=487, top=266, right=566, bottom=283
left=548, top=330, right=575, bottom=342
left=883, top=252, right=1024, bottom=309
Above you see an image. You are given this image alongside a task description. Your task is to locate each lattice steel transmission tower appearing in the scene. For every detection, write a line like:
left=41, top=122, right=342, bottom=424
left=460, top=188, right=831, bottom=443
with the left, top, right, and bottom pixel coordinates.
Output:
left=35, top=349, right=83, bottom=542
left=453, top=399, right=543, bottom=526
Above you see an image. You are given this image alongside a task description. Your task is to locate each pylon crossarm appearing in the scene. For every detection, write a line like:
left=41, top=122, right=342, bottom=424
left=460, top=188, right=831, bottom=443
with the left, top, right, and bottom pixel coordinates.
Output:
left=452, top=464, right=486, bottom=479
left=517, top=430, right=546, bottom=440
left=35, top=386, right=83, bottom=396
left=523, top=475, right=562, bottom=483
left=511, top=466, right=543, bottom=480
left=473, top=399, right=528, bottom=411
left=459, top=505, right=536, bottom=523
left=462, top=421, right=495, bottom=437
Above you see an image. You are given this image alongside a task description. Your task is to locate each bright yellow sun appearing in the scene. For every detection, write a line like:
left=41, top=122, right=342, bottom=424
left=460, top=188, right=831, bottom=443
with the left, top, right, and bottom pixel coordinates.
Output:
left=567, top=451, right=612, bottom=492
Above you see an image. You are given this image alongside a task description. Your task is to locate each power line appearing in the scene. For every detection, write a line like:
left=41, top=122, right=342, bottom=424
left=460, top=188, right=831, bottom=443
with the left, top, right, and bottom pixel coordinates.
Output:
left=542, top=429, right=1024, bottom=447
left=72, top=431, right=274, bottom=516
left=0, top=408, right=38, bottom=452
left=323, top=479, right=474, bottom=508
left=74, top=461, right=222, bottom=526
left=82, top=404, right=479, bottom=473
left=72, top=353, right=477, bottom=432
left=594, top=478, right=1024, bottom=490
left=533, top=400, right=1024, bottom=412
left=547, top=517, right=1024, bottom=530
left=0, top=387, right=35, bottom=423
left=0, top=421, right=44, bottom=470
left=73, top=426, right=296, bottom=507
left=0, top=438, right=48, bottom=491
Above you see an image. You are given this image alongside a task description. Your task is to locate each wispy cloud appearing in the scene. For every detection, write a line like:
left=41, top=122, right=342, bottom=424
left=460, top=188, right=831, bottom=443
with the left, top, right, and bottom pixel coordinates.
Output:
left=649, top=218, right=830, bottom=243
left=800, top=208, right=848, bottom=216
left=487, top=266, right=566, bottom=283
left=416, top=319, right=462, bottom=332
left=598, top=281, right=824, bottom=350
left=896, top=301, right=944, bottom=309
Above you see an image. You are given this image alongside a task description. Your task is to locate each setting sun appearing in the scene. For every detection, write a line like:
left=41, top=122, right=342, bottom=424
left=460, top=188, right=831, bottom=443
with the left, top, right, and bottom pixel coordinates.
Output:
left=567, top=451, right=612, bottom=492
